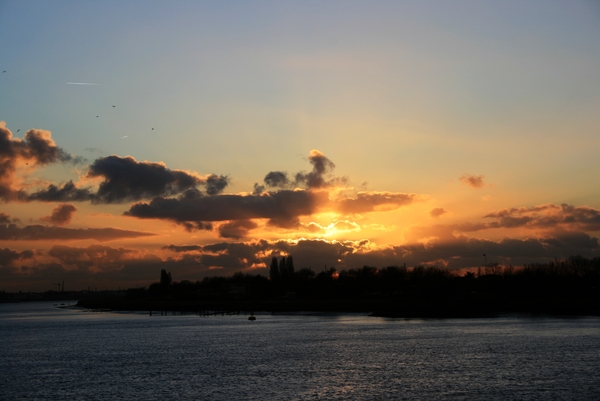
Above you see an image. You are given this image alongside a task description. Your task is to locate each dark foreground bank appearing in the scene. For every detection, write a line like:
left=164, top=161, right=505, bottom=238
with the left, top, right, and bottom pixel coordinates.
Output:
left=77, top=285, right=600, bottom=318
left=76, top=256, right=600, bottom=317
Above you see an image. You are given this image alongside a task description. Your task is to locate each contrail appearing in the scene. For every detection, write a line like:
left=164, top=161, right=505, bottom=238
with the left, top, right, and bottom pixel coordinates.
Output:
left=67, top=82, right=103, bottom=85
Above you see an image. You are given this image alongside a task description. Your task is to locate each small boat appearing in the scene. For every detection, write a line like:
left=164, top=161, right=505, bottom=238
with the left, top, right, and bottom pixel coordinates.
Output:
left=248, top=315, right=256, bottom=321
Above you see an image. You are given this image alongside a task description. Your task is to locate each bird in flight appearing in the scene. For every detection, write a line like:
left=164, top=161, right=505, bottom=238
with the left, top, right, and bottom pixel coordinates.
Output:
left=2, top=71, right=5, bottom=73
left=112, top=105, right=115, bottom=108
left=121, top=135, right=128, bottom=139
left=152, top=128, right=154, bottom=130
left=16, top=129, right=20, bottom=132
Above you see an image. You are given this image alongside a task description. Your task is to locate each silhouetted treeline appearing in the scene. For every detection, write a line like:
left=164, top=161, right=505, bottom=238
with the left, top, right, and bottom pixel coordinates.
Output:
left=78, top=255, right=600, bottom=317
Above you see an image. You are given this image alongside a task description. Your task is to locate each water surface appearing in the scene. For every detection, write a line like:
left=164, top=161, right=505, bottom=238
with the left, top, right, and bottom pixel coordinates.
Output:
left=1, top=302, right=599, bottom=400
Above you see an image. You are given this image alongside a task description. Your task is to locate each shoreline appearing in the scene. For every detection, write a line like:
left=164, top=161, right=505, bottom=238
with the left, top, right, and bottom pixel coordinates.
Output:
left=77, top=297, right=600, bottom=319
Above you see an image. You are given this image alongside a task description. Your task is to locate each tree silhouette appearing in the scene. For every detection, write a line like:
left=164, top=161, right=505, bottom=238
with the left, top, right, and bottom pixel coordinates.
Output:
left=160, top=269, right=172, bottom=289
left=279, top=256, right=288, bottom=279
left=269, top=257, right=280, bottom=281
left=286, top=255, right=295, bottom=277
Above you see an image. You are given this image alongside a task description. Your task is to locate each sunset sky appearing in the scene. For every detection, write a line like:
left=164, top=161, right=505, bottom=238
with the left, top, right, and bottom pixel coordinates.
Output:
left=2, top=1, right=600, bottom=291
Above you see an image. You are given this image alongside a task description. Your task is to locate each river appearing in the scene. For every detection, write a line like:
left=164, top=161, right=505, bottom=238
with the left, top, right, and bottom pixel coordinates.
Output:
left=1, top=301, right=599, bottom=400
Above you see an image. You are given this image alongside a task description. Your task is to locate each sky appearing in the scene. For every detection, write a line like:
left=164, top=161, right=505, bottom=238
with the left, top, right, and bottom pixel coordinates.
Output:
left=1, top=0, right=600, bottom=292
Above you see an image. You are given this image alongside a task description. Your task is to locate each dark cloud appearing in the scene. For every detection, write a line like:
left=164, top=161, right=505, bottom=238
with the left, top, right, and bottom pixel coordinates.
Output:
left=161, top=229, right=600, bottom=273
left=0, top=248, right=34, bottom=266
left=459, top=174, right=485, bottom=188
left=0, top=243, right=266, bottom=291
left=24, top=155, right=228, bottom=203
left=264, top=171, right=290, bottom=188
left=41, top=204, right=77, bottom=226
left=86, top=155, right=206, bottom=203
left=294, top=149, right=346, bottom=189
left=0, top=212, right=19, bottom=224
left=260, top=151, right=346, bottom=191
left=125, top=189, right=328, bottom=230
left=430, top=208, right=448, bottom=218
left=205, top=174, right=229, bottom=196
left=0, top=223, right=155, bottom=241
left=5, top=229, right=600, bottom=291
left=180, top=221, right=214, bottom=233
left=162, top=244, right=203, bottom=252
left=0, top=124, right=83, bottom=201
left=48, top=244, right=137, bottom=272
left=167, top=240, right=271, bottom=271
left=335, top=192, right=424, bottom=214
left=252, top=183, right=266, bottom=195
left=25, top=181, right=93, bottom=202
left=218, top=220, right=259, bottom=239
left=409, top=204, right=600, bottom=238
left=483, top=203, right=600, bottom=231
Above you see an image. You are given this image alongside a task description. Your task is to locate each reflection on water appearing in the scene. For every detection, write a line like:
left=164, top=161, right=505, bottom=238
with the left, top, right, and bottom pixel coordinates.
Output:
left=1, top=301, right=599, bottom=400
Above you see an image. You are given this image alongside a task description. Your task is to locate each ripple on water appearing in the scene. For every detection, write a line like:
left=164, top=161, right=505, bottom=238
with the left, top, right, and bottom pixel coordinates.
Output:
left=1, top=304, right=599, bottom=400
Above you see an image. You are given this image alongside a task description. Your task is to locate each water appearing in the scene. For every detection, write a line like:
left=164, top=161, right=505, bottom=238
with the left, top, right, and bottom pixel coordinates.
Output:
left=1, top=302, right=599, bottom=400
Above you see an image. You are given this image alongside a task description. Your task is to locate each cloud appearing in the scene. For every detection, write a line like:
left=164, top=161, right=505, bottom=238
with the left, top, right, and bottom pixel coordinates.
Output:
left=406, top=203, right=600, bottom=240
left=24, top=155, right=229, bottom=204
left=1, top=243, right=270, bottom=291
left=430, top=208, right=448, bottom=218
left=25, top=181, right=93, bottom=202
left=86, top=155, right=219, bottom=203
left=334, top=192, right=425, bottom=214
left=218, top=220, right=259, bottom=239
left=301, top=220, right=361, bottom=235
left=483, top=203, right=600, bottom=231
left=0, top=212, right=19, bottom=224
left=20, top=148, right=425, bottom=235
left=264, top=171, right=290, bottom=188
left=5, top=228, right=600, bottom=291
left=459, top=174, right=485, bottom=188
left=205, top=174, right=229, bottom=196
left=41, top=204, right=77, bottom=226
left=48, top=244, right=139, bottom=272
left=332, top=220, right=361, bottom=232
left=259, top=150, right=346, bottom=191
left=0, top=248, right=34, bottom=266
left=125, top=189, right=329, bottom=230
left=0, top=223, right=155, bottom=241
left=252, top=183, right=266, bottom=195
left=0, top=123, right=84, bottom=201
left=294, top=149, right=347, bottom=189
left=162, top=244, right=202, bottom=252
left=179, top=221, right=214, bottom=233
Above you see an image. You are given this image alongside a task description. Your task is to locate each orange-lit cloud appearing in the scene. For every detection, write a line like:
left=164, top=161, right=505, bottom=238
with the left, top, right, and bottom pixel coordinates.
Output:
left=3, top=226, right=600, bottom=292
left=483, top=203, right=600, bottom=231
left=125, top=151, right=424, bottom=233
left=0, top=223, right=154, bottom=241
left=4, top=128, right=600, bottom=291
left=300, top=220, right=361, bottom=235
left=0, top=123, right=84, bottom=201
left=335, top=192, right=424, bottom=214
